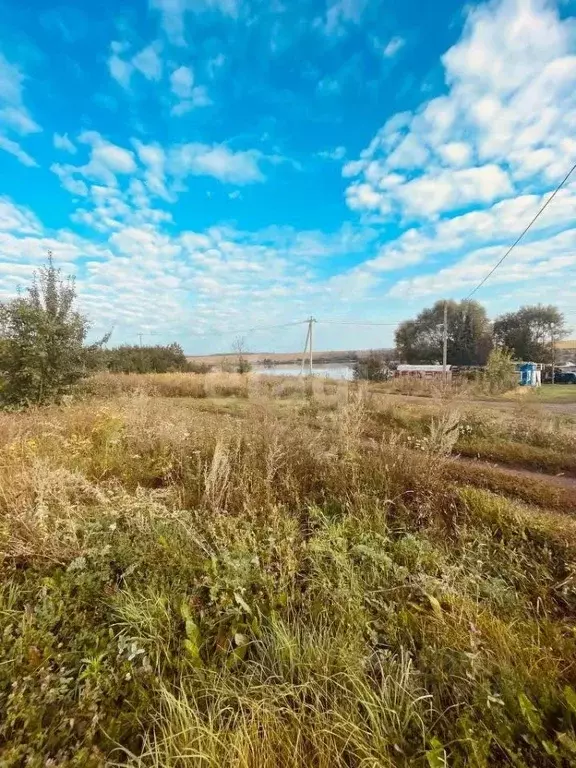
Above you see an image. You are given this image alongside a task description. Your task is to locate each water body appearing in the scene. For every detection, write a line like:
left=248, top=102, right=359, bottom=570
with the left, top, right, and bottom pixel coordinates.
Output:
left=254, top=363, right=354, bottom=380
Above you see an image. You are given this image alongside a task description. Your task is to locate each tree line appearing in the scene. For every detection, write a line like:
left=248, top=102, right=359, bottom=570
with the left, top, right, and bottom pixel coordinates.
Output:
left=0, top=257, right=572, bottom=407
left=94, top=344, right=210, bottom=375
left=395, top=299, right=568, bottom=366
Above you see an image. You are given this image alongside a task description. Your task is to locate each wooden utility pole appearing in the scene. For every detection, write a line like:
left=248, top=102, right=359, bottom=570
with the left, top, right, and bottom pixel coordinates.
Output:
left=138, top=333, right=144, bottom=347
left=442, top=301, right=448, bottom=383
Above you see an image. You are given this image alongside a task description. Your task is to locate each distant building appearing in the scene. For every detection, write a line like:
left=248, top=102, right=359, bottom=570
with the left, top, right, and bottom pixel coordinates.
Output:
left=396, top=364, right=451, bottom=380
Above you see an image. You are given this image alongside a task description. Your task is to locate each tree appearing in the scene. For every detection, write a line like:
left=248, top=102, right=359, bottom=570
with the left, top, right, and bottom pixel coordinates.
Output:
left=232, top=336, right=252, bottom=374
left=493, top=304, right=568, bottom=362
left=353, top=350, right=392, bottom=382
left=395, top=300, right=492, bottom=365
left=0, top=256, right=102, bottom=406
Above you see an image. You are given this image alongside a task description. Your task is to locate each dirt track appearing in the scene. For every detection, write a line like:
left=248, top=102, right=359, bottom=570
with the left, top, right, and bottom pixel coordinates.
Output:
left=453, top=455, right=576, bottom=491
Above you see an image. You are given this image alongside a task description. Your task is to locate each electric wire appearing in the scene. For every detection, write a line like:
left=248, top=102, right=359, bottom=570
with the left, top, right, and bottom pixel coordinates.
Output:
left=464, top=162, right=576, bottom=300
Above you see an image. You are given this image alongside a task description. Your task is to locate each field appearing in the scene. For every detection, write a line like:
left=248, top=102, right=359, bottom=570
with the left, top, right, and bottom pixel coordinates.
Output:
left=186, top=347, right=393, bottom=367
left=2, top=372, right=576, bottom=767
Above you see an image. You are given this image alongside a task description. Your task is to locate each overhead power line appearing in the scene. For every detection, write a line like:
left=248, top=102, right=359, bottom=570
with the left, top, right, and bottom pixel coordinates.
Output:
left=318, top=320, right=403, bottom=327
left=465, top=161, right=576, bottom=300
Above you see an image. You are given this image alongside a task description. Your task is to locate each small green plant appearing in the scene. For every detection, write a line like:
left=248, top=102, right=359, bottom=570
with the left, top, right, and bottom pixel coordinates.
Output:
left=481, top=347, right=517, bottom=394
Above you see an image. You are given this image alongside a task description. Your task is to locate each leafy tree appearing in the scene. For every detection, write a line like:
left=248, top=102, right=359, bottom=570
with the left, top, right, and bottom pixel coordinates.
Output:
left=0, top=256, right=102, bottom=406
left=395, top=300, right=492, bottom=365
left=493, top=304, right=568, bottom=362
left=353, top=351, right=391, bottom=381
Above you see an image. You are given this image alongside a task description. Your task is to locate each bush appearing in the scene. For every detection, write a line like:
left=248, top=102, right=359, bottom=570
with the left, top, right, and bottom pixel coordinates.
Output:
left=100, top=343, right=190, bottom=374
left=482, top=347, right=517, bottom=395
left=0, top=256, right=103, bottom=407
left=353, top=351, right=391, bottom=382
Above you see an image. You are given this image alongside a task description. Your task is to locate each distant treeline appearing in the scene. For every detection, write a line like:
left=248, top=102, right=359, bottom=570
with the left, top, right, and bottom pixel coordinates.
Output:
left=94, top=343, right=211, bottom=374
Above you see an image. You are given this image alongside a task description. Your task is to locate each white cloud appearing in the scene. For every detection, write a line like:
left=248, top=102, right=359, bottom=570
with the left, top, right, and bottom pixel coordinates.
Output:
left=0, top=135, right=37, bottom=167
left=169, top=143, right=264, bottom=184
left=132, top=140, right=170, bottom=199
left=346, top=182, right=389, bottom=214
left=383, top=36, right=405, bottom=58
left=79, top=131, right=137, bottom=179
left=0, top=197, right=41, bottom=233
left=171, top=86, right=212, bottom=115
left=132, top=43, right=163, bottom=81
left=0, top=106, right=40, bottom=134
left=109, top=40, right=164, bottom=88
left=169, top=66, right=211, bottom=114
left=389, top=227, right=576, bottom=299
left=53, top=132, right=77, bottom=154
left=0, top=52, right=23, bottom=105
left=0, top=51, right=39, bottom=166
left=50, top=164, right=89, bottom=196
left=438, top=141, right=472, bottom=167
left=343, top=0, right=576, bottom=222
left=397, top=164, right=513, bottom=218
left=170, top=65, right=194, bottom=98
left=108, top=52, right=133, bottom=89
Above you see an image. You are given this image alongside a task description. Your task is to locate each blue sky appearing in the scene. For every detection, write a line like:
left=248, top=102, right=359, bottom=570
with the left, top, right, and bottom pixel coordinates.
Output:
left=1, top=0, right=576, bottom=353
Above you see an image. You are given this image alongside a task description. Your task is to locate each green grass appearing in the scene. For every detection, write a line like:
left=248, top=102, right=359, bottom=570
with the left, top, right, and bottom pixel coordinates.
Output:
left=1, top=379, right=576, bottom=766
left=526, top=384, right=576, bottom=402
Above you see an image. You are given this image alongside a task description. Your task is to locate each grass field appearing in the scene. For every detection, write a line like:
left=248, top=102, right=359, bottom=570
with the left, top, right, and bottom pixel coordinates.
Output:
left=2, top=372, right=576, bottom=767
left=527, top=384, right=576, bottom=403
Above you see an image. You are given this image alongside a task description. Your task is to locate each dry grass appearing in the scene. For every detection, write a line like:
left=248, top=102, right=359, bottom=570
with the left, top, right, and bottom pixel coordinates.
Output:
left=1, top=376, right=576, bottom=766
left=80, top=371, right=345, bottom=402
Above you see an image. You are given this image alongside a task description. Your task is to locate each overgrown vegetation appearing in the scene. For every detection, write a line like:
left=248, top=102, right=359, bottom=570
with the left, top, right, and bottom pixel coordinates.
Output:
left=1, top=380, right=576, bottom=766
left=100, top=343, right=194, bottom=374
left=353, top=349, right=392, bottom=381
left=481, top=347, right=517, bottom=394
left=0, top=256, right=105, bottom=407
left=3, top=261, right=576, bottom=766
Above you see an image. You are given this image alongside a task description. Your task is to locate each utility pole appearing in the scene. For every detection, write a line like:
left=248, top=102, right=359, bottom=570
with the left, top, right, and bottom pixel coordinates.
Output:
left=309, top=316, right=314, bottom=375
left=299, top=317, right=316, bottom=375
left=138, top=333, right=144, bottom=347
left=300, top=323, right=311, bottom=376
left=551, top=327, right=556, bottom=385
left=442, top=301, right=448, bottom=384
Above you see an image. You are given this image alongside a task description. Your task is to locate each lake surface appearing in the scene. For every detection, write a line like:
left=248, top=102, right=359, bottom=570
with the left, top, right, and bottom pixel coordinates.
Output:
left=254, top=363, right=354, bottom=380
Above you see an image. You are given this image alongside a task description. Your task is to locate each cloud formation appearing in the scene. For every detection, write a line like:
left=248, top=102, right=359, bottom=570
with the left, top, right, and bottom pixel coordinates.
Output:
left=2, top=0, right=576, bottom=352
left=344, top=0, right=576, bottom=223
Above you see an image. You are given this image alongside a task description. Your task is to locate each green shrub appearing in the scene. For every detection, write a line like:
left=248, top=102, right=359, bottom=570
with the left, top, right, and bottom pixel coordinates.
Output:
left=0, top=256, right=105, bottom=407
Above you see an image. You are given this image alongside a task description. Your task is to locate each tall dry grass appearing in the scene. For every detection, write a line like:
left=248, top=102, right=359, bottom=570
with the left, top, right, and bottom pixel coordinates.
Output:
left=1, top=380, right=576, bottom=766
left=80, top=370, right=345, bottom=401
